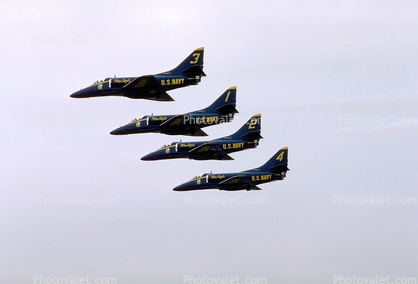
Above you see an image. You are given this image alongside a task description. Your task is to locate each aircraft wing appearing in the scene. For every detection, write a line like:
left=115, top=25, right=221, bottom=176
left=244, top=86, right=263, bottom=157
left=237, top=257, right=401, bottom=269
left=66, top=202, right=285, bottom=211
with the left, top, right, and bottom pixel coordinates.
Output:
left=122, top=75, right=174, bottom=101
left=218, top=175, right=260, bottom=190
left=152, top=91, right=174, bottom=101
left=159, top=114, right=208, bottom=136
left=160, top=114, right=187, bottom=127
left=188, top=129, right=208, bottom=136
left=189, top=142, right=221, bottom=154
left=123, top=75, right=159, bottom=90
left=188, top=142, right=233, bottom=160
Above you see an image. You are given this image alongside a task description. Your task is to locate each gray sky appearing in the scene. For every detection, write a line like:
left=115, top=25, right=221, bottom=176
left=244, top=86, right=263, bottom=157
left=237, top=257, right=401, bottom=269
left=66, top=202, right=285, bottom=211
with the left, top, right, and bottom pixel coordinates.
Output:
left=1, top=1, right=417, bottom=283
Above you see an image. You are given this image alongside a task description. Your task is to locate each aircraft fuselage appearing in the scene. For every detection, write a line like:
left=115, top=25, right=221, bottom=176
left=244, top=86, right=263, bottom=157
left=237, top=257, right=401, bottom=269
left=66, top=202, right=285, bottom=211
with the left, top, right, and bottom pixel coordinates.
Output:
left=173, top=170, right=284, bottom=191
left=70, top=74, right=201, bottom=99
left=141, top=139, right=258, bottom=161
left=110, top=112, right=234, bottom=136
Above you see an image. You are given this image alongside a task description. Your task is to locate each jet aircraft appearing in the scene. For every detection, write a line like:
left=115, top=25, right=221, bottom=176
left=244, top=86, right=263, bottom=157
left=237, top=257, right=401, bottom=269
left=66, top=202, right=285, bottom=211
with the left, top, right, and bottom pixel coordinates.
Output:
left=110, top=86, right=238, bottom=136
left=173, top=147, right=289, bottom=191
left=70, top=48, right=205, bottom=101
left=141, top=114, right=262, bottom=161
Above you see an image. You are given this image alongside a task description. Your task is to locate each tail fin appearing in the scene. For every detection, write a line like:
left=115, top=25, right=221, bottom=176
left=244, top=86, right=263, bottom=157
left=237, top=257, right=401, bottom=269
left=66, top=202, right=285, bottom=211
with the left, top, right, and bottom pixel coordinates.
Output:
left=230, top=114, right=263, bottom=141
left=203, top=86, right=238, bottom=115
left=258, top=147, right=289, bottom=174
left=165, top=47, right=206, bottom=77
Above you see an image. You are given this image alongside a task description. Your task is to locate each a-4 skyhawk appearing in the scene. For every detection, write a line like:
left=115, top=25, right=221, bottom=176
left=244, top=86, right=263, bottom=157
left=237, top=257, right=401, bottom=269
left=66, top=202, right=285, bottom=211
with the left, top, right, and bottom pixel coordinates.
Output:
left=110, top=87, right=238, bottom=136
left=173, top=147, right=289, bottom=191
left=141, top=114, right=262, bottom=161
left=70, top=48, right=205, bottom=101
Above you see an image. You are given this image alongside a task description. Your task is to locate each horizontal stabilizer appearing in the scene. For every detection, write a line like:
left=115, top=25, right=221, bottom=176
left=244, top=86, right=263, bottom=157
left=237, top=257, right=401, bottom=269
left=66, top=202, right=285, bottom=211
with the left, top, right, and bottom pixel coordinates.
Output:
left=215, top=104, right=239, bottom=114
left=182, top=65, right=206, bottom=77
left=248, top=185, right=262, bottom=190
left=218, top=154, right=234, bottom=160
left=154, top=92, right=174, bottom=101
left=241, top=131, right=263, bottom=140
left=192, top=129, right=208, bottom=136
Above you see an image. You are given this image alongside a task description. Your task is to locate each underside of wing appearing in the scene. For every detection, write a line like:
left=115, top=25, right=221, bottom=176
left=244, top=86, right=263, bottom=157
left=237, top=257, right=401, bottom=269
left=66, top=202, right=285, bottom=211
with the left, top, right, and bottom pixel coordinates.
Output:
left=159, top=115, right=208, bottom=136
left=188, top=142, right=233, bottom=160
left=174, top=129, right=208, bottom=136
left=123, top=75, right=160, bottom=90
left=122, top=75, right=174, bottom=101
left=218, top=175, right=258, bottom=190
left=189, top=142, right=221, bottom=154
left=125, top=90, right=174, bottom=101
left=160, top=114, right=187, bottom=127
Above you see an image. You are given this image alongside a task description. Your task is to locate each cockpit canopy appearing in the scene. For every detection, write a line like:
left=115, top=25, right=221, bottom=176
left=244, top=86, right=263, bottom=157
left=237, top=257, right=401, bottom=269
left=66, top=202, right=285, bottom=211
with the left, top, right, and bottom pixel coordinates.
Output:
left=130, top=115, right=148, bottom=123
left=159, top=142, right=175, bottom=149
left=188, top=173, right=208, bottom=182
left=91, top=78, right=110, bottom=86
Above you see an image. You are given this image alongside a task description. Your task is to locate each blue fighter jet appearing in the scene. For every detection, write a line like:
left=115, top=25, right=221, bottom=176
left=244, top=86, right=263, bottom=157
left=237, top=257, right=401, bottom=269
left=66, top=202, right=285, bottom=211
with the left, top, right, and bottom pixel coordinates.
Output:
left=110, top=87, right=238, bottom=136
left=141, top=114, right=262, bottom=161
left=173, top=147, right=289, bottom=191
left=70, top=48, right=205, bottom=101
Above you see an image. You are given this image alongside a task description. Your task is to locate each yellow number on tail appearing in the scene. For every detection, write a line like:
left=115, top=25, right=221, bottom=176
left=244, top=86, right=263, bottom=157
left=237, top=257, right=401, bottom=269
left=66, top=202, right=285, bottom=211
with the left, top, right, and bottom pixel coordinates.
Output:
left=190, top=53, right=200, bottom=64
left=225, top=91, right=230, bottom=102
left=276, top=151, right=284, bottom=161
left=248, top=118, right=257, bottom=129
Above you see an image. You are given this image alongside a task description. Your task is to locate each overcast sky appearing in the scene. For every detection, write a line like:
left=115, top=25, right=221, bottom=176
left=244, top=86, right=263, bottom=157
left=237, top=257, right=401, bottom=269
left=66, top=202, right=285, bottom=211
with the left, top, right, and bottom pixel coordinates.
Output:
left=1, top=1, right=417, bottom=283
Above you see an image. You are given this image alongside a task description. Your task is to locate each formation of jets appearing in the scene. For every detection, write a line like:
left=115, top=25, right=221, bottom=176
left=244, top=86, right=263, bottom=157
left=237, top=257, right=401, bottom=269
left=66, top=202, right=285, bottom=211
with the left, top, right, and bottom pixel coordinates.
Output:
left=71, top=48, right=289, bottom=191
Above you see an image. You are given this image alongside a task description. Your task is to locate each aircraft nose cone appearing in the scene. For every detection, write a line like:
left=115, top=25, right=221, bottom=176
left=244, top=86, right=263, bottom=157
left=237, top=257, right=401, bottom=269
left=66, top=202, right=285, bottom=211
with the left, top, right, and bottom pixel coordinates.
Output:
left=110, top=128, right=125, bottom=135
left=110, top=123, right=139, bottom=135
left=173, top=184, right=186, bottom=191
left=140, top=154, right=155, bottom=161
left=70, top=90, right=87, bottom=98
